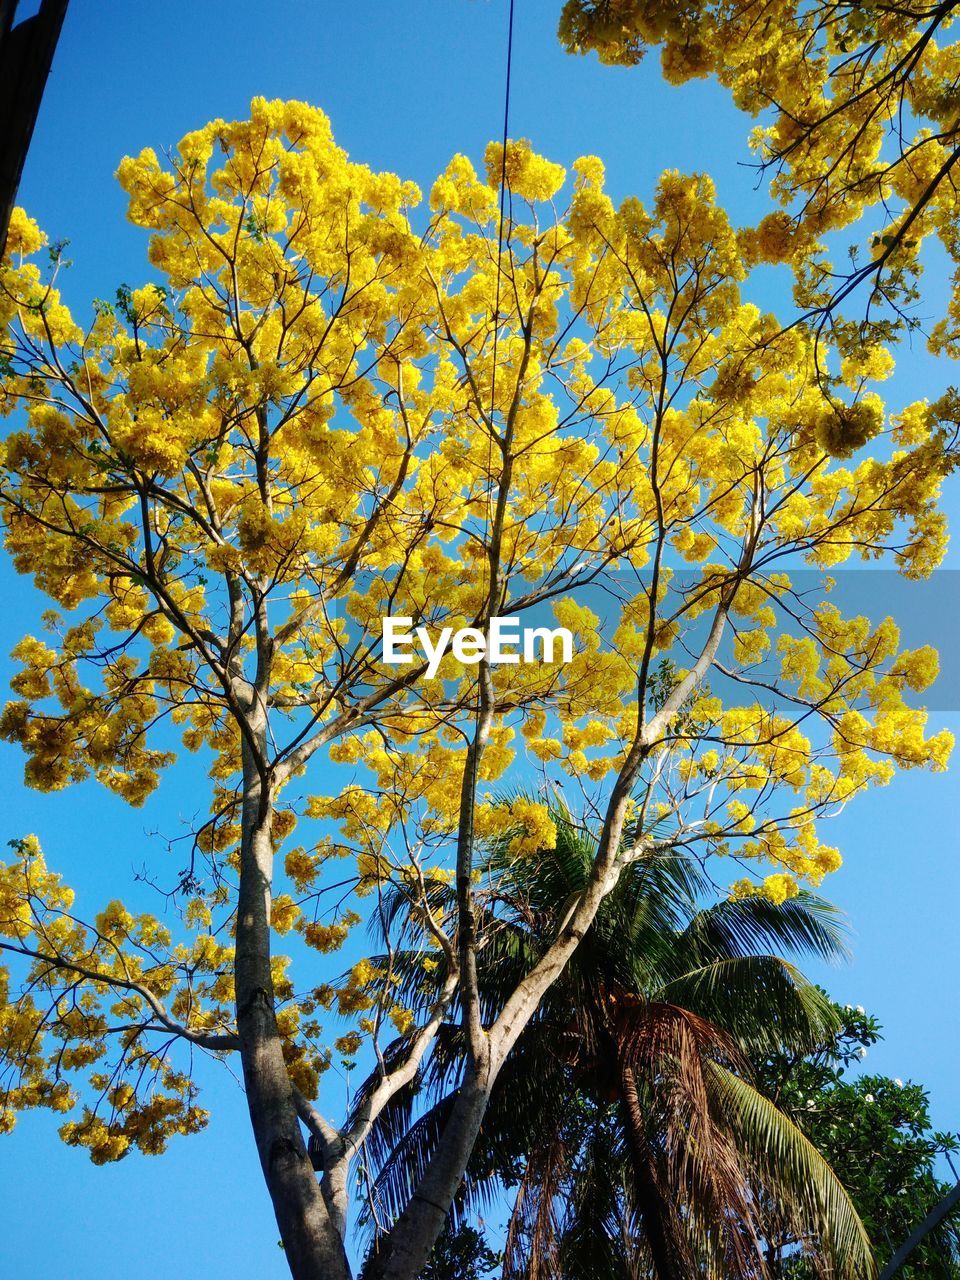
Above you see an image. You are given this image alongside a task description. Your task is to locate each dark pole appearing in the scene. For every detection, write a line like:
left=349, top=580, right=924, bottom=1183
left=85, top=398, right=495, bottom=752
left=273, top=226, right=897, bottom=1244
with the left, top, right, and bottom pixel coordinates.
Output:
left=878, top=1180, right=960, bottom=1279
left=0, top=0, right=69, bottom=257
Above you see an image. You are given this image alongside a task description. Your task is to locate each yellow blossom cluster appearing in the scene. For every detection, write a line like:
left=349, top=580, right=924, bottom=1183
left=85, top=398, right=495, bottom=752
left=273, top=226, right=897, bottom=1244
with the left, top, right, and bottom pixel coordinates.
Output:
left=560, top=0, right=960, bottom=343
left=0, top=100, right=955, bottom=1128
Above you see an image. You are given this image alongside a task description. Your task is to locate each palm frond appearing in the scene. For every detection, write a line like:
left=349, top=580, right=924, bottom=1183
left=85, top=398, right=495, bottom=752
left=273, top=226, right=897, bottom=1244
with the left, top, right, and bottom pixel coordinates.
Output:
left=503, top=1140, right=571, bottom=1280
left=705, top=1061, right=876, bottom=1280
left=556, top=1121, right=638, bottom=1280
left=655, top=956, right=841, bottom=1055
left=356, top=1093, right=503, bottom=1238
left=616, top=1004, right=769, bottom=1280
left=679, top=892, right=850, bottom=966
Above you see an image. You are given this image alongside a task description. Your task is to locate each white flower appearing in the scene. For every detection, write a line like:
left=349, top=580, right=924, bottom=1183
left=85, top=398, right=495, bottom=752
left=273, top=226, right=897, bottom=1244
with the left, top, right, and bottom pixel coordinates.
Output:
left=865, top=1093, right=875, bottom=1103
left=844, top=1004, right=852, bottom=1011
left=894, top=1078, right=904, bottom=1088
left=857, top=1047, right=868, bottom=1058
left=856, top=1004, right=865, bottom=1014
left=805, top=1099, right=816, bottom=1110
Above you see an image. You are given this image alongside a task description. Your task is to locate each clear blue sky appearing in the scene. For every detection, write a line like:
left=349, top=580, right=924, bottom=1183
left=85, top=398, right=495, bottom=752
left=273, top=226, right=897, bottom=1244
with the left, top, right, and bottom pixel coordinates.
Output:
left=1, top=2, right=958, bottom=1276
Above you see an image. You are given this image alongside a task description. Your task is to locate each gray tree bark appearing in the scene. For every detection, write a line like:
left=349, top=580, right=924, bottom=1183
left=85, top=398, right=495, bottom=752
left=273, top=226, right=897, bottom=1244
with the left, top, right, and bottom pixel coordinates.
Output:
left=360, top=1070, right=493, bottom=1280
left=235, top=722, right=351, bottom=1280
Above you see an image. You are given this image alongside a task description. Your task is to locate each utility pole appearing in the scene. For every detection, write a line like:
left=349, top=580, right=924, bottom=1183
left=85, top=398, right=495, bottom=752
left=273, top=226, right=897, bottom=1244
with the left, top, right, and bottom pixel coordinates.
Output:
left=0, top=0, right=69, bottom=256
left=878, top=1181, right=960, bottom=1279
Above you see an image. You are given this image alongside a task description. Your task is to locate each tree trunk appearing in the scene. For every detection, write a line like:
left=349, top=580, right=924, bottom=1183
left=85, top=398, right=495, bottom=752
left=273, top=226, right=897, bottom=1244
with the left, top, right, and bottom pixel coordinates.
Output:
left=618, top=1061, right=686, bottom=1280
left=235, top=730, right=351, bottom=1280
left=360, top=1069, right=492, bottom=1280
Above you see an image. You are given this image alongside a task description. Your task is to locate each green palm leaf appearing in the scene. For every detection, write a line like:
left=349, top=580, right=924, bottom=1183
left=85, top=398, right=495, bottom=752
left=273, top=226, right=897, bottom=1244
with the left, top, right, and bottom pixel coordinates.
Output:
left=680, top=891, right=850, bottom=966
left=705, top=1061, right=876, bottom=1279
left=656, top=956, right=841, bottom=1055
left=353, top=790, right=871, bottom=1278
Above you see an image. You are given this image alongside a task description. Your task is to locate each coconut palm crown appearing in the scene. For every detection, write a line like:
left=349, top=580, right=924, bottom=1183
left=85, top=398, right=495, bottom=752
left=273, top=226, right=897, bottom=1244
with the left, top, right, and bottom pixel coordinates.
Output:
left=346, top=796, right=874, bottom=1280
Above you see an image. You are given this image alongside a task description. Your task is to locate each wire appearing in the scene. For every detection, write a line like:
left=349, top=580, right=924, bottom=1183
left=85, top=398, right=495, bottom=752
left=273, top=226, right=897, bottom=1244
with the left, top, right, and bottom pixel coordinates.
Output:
left=485, top=0, right=516, bottom=610
left=491, top=0, right=516, bottom=418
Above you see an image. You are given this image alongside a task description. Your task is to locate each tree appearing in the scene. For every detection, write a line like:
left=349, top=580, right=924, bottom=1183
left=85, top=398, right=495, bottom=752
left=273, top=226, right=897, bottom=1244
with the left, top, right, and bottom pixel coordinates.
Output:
left=358, top=799, right=873, bottom=1279
left=558, top=0, right=960, bottom=345
left=0, top=99, right=955, bottom=1279
left=757, top=1002, right=960, bottom=1277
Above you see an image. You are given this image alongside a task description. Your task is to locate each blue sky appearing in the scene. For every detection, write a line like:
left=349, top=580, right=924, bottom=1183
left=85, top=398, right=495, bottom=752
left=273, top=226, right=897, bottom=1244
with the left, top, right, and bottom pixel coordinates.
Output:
left=1, top=2, right=958, bottom=1276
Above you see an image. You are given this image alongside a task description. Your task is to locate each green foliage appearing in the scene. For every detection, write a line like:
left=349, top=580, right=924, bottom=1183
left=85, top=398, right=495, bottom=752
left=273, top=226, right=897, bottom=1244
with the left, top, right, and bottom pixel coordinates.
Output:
left=357, top=799, right=872, bottom=1278
left=363, top=1220, right=500, bottom=1280
left=758, top=1003, right=960, bottom=1278
left=421, top=1220, right=501, bottom=1280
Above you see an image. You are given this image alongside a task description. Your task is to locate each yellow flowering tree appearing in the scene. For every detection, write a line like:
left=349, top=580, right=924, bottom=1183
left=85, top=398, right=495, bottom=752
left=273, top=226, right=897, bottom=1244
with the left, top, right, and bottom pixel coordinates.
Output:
left=0, top=100, right=955, bottom=1279
left=559, top=0, right=960, bottom=344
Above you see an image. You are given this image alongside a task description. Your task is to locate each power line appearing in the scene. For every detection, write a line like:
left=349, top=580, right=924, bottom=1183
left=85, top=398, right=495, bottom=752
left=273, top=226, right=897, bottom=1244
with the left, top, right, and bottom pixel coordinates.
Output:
left=485, top=0, right=516, bottom=604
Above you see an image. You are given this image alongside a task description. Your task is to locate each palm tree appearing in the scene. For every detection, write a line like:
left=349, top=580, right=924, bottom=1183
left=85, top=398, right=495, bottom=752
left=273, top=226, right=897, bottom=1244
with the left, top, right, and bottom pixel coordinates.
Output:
left=349, top=797, right=875, bottom=1280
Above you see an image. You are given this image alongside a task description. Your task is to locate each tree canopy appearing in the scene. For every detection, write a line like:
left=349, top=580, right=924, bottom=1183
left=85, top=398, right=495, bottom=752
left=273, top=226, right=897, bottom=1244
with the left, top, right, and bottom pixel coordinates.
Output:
left=559, top=0, right=960, bottom=344
left=0, top=98, right=956, bottom=1278
left=758, top=1002, right=960, bottom=1278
